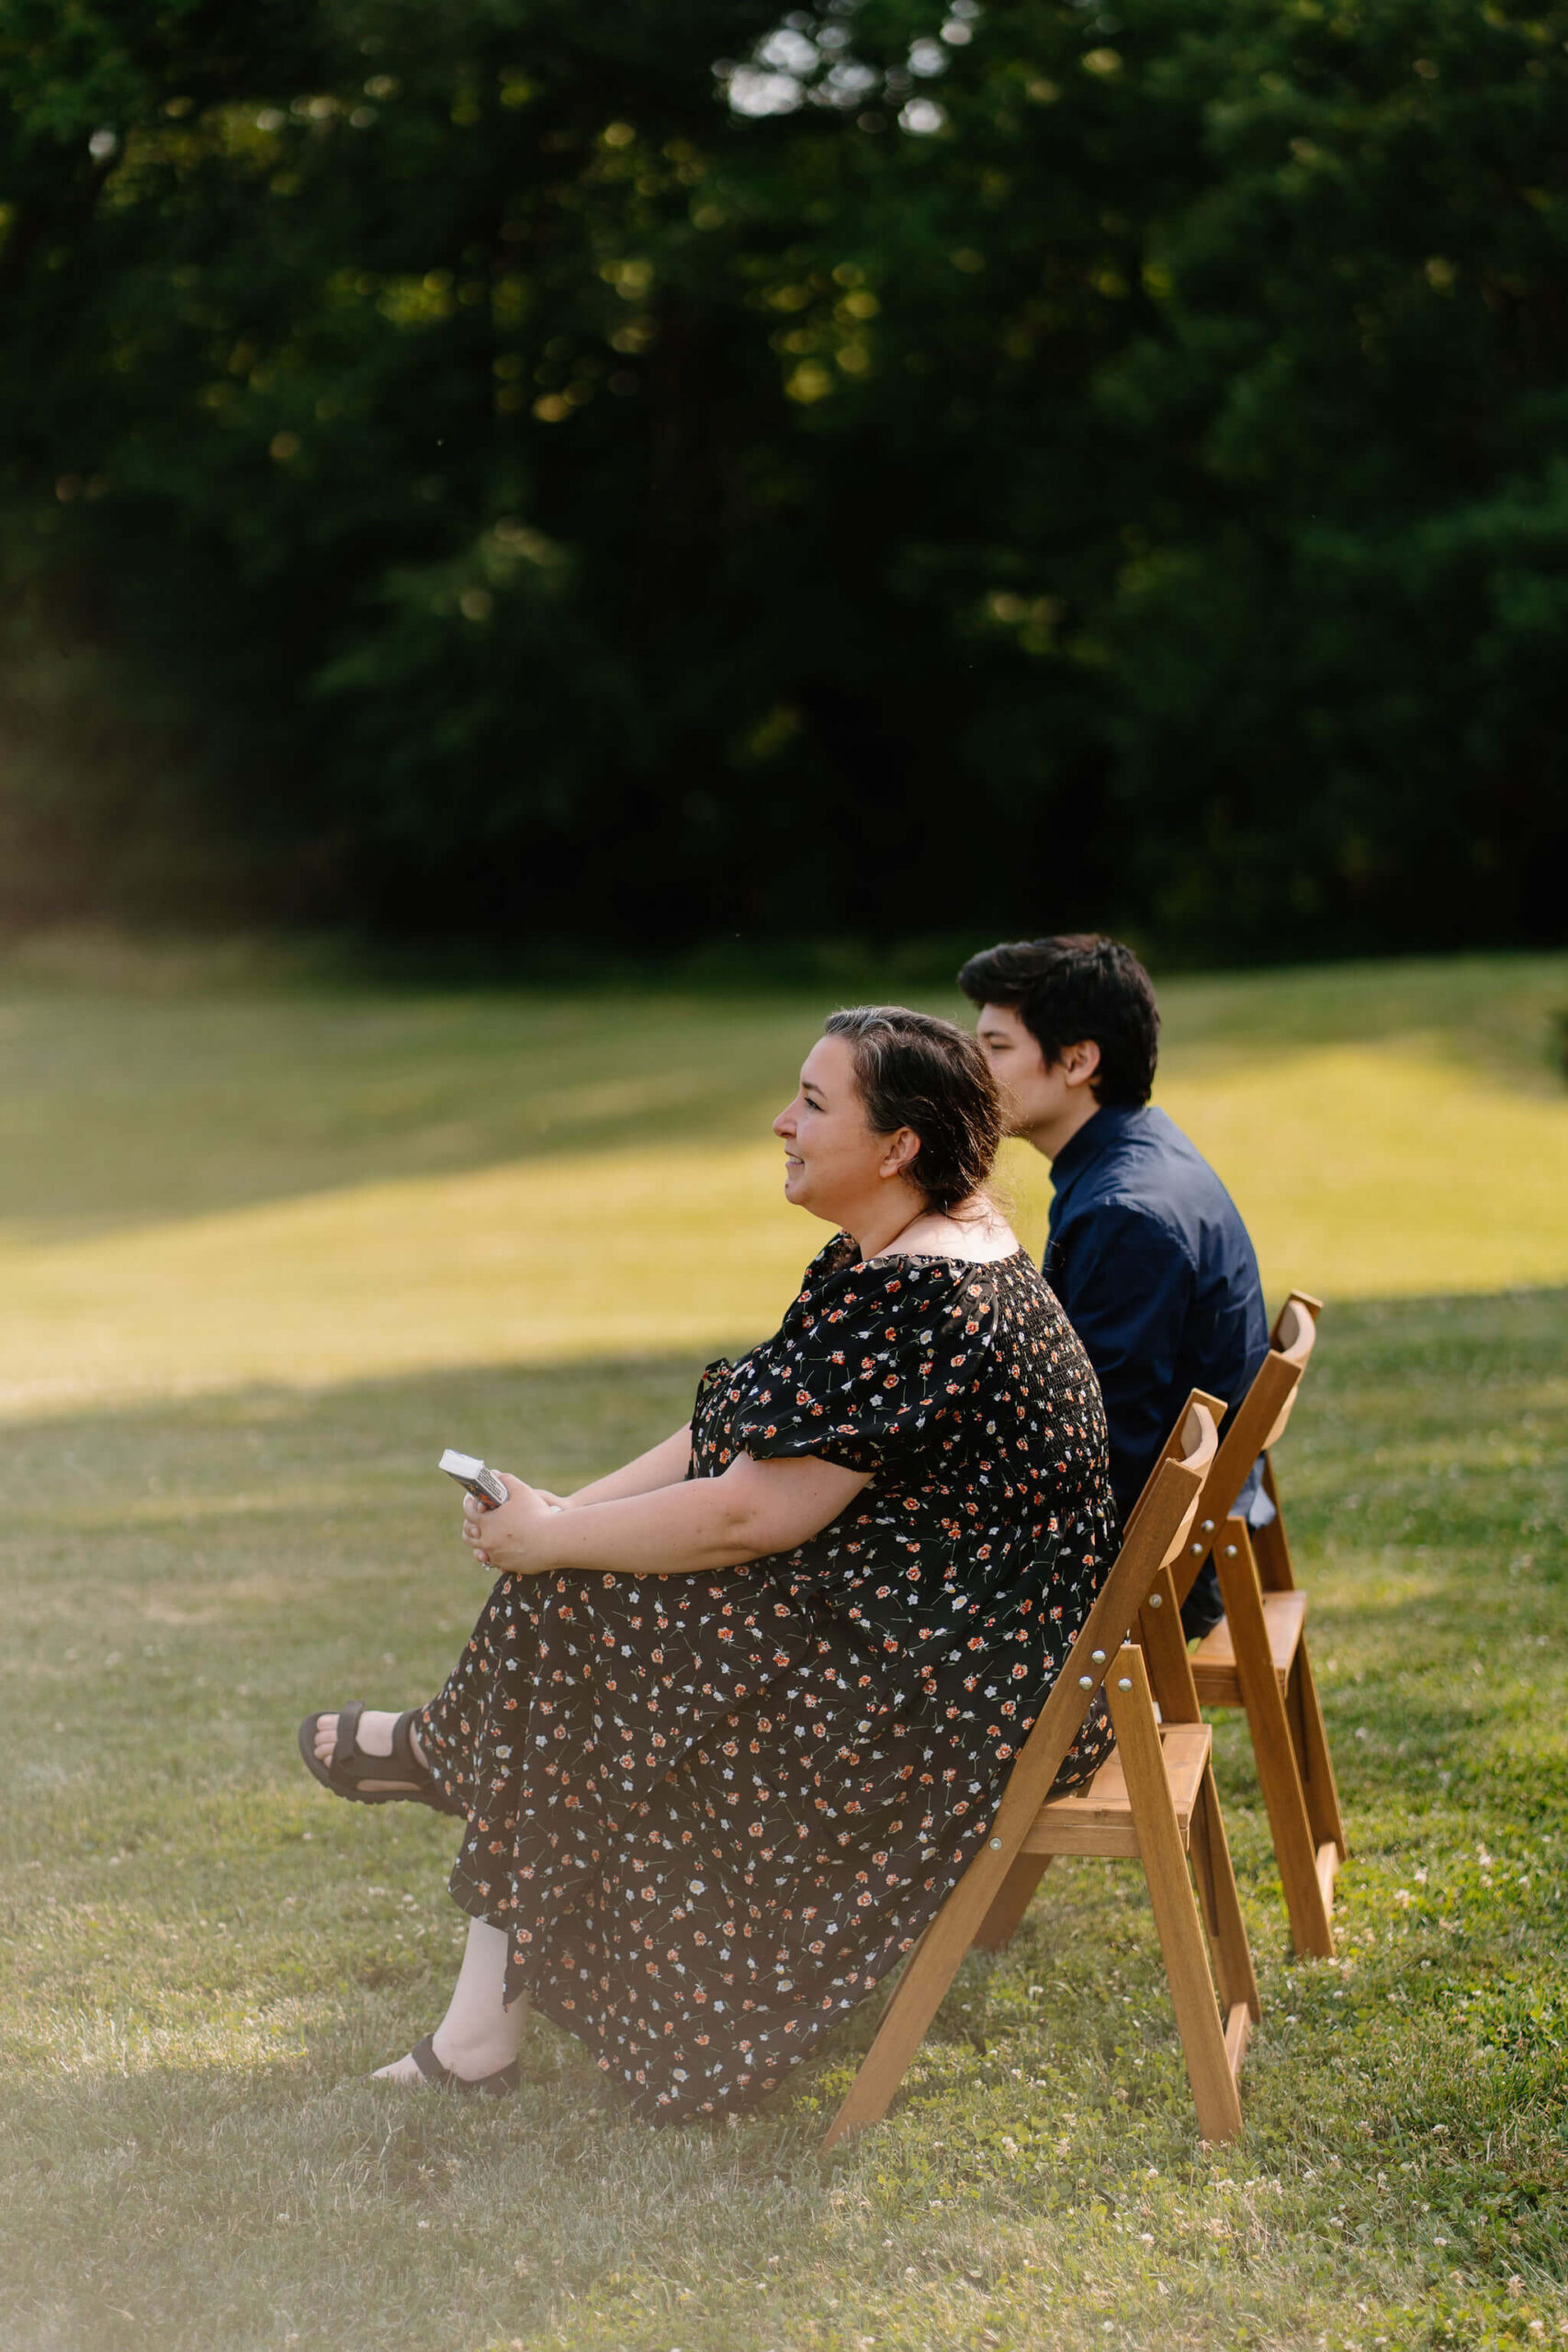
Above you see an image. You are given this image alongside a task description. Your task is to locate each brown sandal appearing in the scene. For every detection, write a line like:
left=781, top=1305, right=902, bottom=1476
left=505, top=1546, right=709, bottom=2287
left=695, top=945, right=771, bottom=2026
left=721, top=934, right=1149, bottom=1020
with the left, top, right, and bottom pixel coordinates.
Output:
left=296, top=1702, right=464, bottom=1817
left=405, top=2033, right=519, bottom=2097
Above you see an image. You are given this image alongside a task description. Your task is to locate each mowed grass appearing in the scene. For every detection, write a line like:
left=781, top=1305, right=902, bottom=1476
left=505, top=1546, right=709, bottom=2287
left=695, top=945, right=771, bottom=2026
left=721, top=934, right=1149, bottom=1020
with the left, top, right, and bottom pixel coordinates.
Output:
left=0, top=946, right=1565, bottom=2351
left=1, top=1298, right=1565, bottom=2352
left=0, top=947, right=1564, bottom=1413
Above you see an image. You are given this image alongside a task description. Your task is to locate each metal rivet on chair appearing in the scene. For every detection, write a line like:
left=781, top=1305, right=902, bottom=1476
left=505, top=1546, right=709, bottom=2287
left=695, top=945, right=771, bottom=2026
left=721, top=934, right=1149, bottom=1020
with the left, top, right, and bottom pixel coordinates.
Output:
left=1224, top=1544, right=1238, bottom=1558
left=1201, top=1519, right=1215, bottom=1534
left=1148, top=1592, right=1163, bottom=1608
left=989, top=1837, right=1003, bottom=1850
left=1117, top=1677, right=1133, bottom=1691
left=1190, top=1541, right=1203, bottom=1555
left=1091, top=1648, right=1107, bottom=1663
left=1078, top=1674, right=1093, bottom=1690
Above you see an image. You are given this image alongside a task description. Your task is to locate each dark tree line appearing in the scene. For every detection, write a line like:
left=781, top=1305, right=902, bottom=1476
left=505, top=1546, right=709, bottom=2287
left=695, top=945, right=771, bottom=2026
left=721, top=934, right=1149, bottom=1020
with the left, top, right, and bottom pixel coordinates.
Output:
left=2, top=0, right=1565, bottom=956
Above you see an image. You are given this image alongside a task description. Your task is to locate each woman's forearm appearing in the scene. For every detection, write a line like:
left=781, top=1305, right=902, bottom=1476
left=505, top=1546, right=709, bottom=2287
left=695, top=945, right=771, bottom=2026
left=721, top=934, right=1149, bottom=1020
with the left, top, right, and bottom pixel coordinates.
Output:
left=476, top=1452, right=871, bottom=1580
left=528, top=1474, right=766, bottom=1577
left=558, top=1427, right=692, bottom=1509
left=467, top=1450, right=870, bottom=1580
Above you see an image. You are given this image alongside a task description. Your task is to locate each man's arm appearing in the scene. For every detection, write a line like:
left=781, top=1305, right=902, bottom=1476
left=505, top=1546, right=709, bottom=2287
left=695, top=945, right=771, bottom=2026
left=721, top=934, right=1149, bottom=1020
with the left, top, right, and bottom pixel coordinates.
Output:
left=1051, top=1201, right=1196, bottom=1521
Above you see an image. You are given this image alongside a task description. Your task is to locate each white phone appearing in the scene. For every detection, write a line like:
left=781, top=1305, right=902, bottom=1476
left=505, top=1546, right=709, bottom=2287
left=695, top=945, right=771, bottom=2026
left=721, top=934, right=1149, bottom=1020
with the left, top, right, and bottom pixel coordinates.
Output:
left=439, top=1448, right=508, bottom=1510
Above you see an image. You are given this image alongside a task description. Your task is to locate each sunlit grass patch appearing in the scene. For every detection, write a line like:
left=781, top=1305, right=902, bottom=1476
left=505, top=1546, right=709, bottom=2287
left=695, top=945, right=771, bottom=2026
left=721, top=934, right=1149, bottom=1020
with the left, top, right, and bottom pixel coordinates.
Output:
left=0, top=953, right=1564, bottom=1418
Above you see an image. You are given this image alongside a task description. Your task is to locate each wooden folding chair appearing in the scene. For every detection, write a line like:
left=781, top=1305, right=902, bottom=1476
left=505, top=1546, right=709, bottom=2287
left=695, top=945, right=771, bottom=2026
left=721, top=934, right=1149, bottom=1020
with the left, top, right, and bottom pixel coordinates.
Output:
left=1172, top=1292, right=1348, bottom=1959
left=824, top=1395, right=1261, bottom=2150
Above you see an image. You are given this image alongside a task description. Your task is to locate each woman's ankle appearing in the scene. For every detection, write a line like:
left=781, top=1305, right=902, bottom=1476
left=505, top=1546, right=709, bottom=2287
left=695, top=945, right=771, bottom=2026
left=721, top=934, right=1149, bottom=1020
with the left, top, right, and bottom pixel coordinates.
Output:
left=430, top=2007, right=525, bottom=2079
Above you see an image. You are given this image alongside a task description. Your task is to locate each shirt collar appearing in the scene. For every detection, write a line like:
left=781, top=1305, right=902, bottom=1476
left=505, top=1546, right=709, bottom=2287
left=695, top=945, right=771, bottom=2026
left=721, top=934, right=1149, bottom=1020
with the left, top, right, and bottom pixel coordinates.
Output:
left=1049, top=1102, right=1146, bottom=1204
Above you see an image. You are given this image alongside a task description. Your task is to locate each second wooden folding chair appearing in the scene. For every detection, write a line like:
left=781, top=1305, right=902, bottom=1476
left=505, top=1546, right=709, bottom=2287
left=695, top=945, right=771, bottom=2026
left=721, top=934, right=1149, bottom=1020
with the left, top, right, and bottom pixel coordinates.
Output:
left=1174, top=1291, right=1348, bottom=1959
left=823, top=1395, right=1260, bottom=2150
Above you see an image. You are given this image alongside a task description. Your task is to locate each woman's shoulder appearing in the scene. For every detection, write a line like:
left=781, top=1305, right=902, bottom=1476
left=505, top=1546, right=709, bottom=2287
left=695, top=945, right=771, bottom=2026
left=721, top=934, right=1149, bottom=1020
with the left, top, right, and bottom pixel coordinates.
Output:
left=787, top=1233, right=961, bottom=1322
left=825, top=1243, right=1033, bottom=1333
left=931, top=1248, right=1079, bottom=1346
left=791, top=1235, right=1062, bottom=1341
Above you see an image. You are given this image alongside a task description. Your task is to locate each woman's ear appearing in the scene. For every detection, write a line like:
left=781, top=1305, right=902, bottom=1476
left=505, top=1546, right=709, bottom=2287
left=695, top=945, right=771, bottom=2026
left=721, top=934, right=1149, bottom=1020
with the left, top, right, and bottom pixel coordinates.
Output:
left=879, top=1126, right=922, bottom=1181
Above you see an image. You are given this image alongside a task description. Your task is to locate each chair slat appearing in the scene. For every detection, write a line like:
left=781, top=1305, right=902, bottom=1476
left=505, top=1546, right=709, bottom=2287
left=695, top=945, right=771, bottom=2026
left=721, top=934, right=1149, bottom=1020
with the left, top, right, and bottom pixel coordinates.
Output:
left=1191, top=1589, right=1307, bottom=1704
left=1021, top=1722, right=1212, bottom=1857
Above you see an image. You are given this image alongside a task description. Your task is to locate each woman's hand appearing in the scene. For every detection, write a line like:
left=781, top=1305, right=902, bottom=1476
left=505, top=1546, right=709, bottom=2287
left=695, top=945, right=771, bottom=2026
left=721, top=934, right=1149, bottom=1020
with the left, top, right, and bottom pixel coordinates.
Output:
left=461, top=1475, right=562, bottom=1576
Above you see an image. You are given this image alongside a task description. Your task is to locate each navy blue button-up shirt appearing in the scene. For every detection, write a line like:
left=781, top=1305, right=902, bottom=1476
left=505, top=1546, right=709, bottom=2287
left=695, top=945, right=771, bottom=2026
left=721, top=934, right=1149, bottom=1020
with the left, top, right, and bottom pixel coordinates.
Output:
left=1043, top=1104, right=1269, bottom=1623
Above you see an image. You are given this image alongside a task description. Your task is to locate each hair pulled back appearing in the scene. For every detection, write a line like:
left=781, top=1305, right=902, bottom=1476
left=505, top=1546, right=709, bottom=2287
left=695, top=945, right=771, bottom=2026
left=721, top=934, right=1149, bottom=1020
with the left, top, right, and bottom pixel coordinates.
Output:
left=824, top=1005, right=1001, bottom=1215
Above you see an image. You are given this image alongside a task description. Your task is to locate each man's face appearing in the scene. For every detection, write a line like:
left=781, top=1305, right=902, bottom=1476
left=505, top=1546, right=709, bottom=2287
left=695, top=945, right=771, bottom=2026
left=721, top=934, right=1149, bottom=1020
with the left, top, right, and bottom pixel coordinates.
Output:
left=974, top=1000, right=1104, bottom=1157
left=974, top=1001, right=1066, bottom=1137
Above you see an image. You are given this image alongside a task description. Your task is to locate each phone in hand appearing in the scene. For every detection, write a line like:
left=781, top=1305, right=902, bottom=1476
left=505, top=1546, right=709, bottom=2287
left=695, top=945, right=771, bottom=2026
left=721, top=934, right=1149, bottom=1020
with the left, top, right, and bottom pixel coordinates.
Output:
left=439, top=1448, right=508, bottom=1510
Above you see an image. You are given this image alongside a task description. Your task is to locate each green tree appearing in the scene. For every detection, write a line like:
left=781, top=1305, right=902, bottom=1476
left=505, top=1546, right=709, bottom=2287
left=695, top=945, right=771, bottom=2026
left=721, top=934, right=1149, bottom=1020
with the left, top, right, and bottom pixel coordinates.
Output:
left=2, top=0, right=1564, bottom=952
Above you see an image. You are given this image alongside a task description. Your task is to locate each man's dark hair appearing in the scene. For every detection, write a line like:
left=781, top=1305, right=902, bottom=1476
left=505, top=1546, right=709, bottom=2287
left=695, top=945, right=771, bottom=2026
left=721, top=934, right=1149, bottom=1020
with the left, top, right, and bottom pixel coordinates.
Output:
left=825, top=1005, right=1001, bottom=1213
left=956, top=934, right=1160, bottom=1107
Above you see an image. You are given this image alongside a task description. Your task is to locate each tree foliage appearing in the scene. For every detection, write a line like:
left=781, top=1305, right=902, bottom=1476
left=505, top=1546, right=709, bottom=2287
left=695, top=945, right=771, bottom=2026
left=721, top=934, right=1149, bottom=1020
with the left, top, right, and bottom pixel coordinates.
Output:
left=3, top=0, right=1565, bottom=953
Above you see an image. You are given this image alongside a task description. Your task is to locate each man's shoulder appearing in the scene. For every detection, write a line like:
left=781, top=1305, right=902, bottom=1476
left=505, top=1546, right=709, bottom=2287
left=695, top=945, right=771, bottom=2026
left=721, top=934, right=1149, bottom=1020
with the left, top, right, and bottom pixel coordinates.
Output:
left=1097, top=1106, right=1237, bottom=1205
left=1053, top=1173, right=1194, bottom=1268
left=1055, top=1106, right=1249, bottom=1253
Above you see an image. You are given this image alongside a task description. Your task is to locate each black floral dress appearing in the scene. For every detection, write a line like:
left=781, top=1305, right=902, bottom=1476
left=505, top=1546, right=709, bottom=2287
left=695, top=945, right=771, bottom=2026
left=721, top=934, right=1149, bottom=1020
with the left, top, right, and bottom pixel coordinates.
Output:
left=417, top=1236, right=1117, bottom=2122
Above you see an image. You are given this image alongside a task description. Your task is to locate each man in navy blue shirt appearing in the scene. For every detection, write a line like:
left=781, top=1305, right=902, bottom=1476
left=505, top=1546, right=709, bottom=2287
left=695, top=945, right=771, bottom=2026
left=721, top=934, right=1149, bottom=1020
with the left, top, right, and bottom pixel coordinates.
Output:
left=959, top=933, right=1269, bottom=1637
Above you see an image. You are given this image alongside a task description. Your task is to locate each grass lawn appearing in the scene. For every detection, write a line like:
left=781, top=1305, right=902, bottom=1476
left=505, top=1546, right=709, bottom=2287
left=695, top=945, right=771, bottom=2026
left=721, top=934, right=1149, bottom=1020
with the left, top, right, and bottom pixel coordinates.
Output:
left=0, top=946, right=1565, bottom=2351
left=0, top=946, right=1564, bottom=1412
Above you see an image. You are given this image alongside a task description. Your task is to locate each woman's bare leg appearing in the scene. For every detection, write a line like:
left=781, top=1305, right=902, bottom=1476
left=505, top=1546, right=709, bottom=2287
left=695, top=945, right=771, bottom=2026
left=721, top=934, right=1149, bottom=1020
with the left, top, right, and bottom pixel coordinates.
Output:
left=372, top=1917, right=525, bottom=2085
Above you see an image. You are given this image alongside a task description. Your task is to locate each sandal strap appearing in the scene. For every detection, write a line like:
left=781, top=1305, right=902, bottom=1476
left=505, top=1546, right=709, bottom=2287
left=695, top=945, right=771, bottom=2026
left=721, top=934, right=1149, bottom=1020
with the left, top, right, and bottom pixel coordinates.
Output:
left=407, top=2034, right=518, bottom=2097
left=409, top=2034, right=455, bottom=2088
left=389, top=1711, right=423, bottom=1777
left=332, top=1701, right=366, bottom=1771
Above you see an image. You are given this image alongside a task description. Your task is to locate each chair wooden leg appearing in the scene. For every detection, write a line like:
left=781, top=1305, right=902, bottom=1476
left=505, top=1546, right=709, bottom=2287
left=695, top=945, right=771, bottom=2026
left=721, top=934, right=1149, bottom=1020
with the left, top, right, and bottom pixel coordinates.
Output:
left=1188, top=1759, right=1259, bottom=2034
left=821, top=1822, right=1041, bottom=2148
left=819, top=1409, right=1222, bottom=2153
left=1288, top=1641, right=1348, bottom=1865
left=1108, top=1651, right=1243, bottom=2143
left=972, top=1852, right=1053, bottom=1951
left=820, top=1919, right=942, bottom=2151
left=1216, top=1521, right=1335, bottom=1961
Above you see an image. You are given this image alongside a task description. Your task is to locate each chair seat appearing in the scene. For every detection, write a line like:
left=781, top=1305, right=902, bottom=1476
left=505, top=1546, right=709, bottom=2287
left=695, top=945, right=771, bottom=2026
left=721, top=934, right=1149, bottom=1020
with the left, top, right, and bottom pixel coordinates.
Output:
left=1021, top=1720, right=1213, bottom=1859
left=1190, top=1589, right=1307, bottom=1707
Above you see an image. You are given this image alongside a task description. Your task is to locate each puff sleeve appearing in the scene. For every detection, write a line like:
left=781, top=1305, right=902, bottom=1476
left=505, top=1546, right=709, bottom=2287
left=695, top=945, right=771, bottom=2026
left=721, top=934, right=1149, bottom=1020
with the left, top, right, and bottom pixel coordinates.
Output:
left=730, top=1259, right=977, bottom=1476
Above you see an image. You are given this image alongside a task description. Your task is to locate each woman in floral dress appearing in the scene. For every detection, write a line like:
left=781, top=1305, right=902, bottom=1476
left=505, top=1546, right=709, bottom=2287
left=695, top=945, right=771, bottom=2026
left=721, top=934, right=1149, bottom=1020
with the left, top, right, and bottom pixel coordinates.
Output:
left=304, top=1006, right=1116, bottom=2117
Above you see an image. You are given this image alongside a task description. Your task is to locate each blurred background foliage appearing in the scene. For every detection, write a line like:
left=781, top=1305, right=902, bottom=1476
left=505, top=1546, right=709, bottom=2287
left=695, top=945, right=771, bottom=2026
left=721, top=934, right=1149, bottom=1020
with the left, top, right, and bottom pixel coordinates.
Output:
left=2, top=0, right=1565, bottom=960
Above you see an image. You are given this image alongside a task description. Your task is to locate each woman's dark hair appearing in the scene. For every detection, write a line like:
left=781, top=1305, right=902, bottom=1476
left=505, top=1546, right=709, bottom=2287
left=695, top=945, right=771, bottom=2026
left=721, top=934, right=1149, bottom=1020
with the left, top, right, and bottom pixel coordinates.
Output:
left=824, top=1005, right=1001, bottom=1213
left=956, top=933, right=1159, bottom=1108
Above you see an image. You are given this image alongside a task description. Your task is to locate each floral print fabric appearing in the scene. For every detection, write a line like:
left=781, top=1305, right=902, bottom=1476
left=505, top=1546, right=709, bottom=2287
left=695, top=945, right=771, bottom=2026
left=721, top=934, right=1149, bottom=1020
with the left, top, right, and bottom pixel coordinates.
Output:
left=417, top=1235, right=1117, bottom=2122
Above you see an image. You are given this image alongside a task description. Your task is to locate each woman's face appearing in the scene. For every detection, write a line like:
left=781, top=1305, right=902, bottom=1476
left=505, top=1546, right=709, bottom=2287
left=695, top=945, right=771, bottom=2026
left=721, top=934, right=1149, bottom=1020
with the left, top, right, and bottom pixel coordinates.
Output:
left=773, top=1032, right=915, bottom=1227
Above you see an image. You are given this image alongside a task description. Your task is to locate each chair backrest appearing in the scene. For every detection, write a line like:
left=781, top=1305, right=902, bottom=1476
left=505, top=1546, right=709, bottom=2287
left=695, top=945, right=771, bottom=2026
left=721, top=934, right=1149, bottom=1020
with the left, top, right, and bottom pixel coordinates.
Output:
left=1179, top=1292, right=1322, bottom=1579
left=978, top=1396, right=1219, bottom=1856
left=1122, top=1387, right=1228, bottom=1550
left=1137, top=1395, right=1225, bottom=1569
left=1259, top=1292, right=1318, bottom=1449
